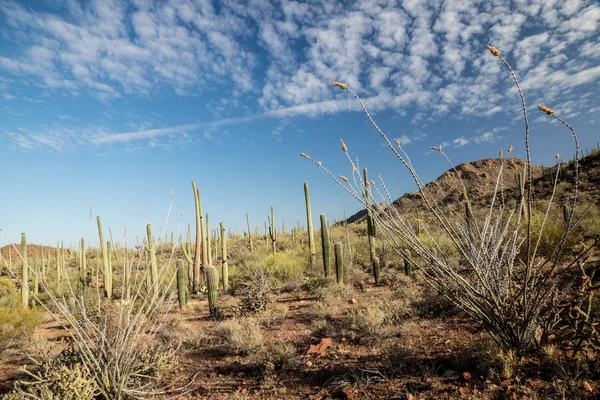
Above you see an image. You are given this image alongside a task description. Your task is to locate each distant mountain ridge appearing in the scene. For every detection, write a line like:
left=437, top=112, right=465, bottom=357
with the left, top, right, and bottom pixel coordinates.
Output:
left=346, top=150, right=600, bottom=224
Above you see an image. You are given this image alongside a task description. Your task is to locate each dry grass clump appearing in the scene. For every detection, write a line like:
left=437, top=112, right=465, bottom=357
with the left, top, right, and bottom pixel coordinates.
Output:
left=258, top=341, right=297, bottom=376
left=380, top=340, right=421, bottom=376
left=257, top=302, right=289, bottom=328
left=310, top=284, right=353, bottom=320
left=213, top=317, right=263, bottom=355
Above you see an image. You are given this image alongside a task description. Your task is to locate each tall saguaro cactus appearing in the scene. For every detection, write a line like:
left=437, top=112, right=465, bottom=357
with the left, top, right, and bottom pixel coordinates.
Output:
left=206, top=265, right=219, bottom=317
left=246, top=213, right=254, bottom=252
left=320, top=214, right=331, bottom=278
left=220, top=222, right=228, bottom=291
left=21, top=233, right=28, bottom=309
left=334, top=242, right=344, bottom=284
left=304, top=182, right=315, bottom=266
left=80, top=237, right=87, bottom=287
left=206, top=213, right=212, bottom=266
left=268, top=206, right=277, bottom=255
left=363, top=168, right=379, bottom=284
left=146, top=224, right=158, bottom=294
left=191, top=180, right=202, bottom=294
left=176, top=259, right=187, bottom=310
left=97, top=217, right=113, bottom=299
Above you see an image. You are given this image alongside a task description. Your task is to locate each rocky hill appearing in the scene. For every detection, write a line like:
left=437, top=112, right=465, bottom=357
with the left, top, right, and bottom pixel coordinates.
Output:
left=346, top=149, right=600, bottom=224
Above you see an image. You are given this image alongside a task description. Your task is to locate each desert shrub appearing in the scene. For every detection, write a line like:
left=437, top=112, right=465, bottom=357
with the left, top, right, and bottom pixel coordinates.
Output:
left=5, top=346, right=100, bottom=400
left=381, top=340, right=421, bottom=376
left=0, top=304, right=44, bottom=358
left=259, top=342, right=297, bottom=375
left=234, top=263, right=278, bottom=315
left=310, top=284, right=352, bottom=320
left=300, top=275, right=330, bottom=293
left=257, top=303, right=289, bottom=328
left=381, top=284, right=422, bottom=324
left=214, top=317, right=262, bottom=355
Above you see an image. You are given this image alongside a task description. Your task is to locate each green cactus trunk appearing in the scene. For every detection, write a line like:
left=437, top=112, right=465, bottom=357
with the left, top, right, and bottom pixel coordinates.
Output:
left=403, top=249, right=413, bottom=276
left=206, top=265, right=219, bottom=316
left=21, top=233, right=28, bottom=310
left=146, top=224, right=158, bottom=295
left=206, top=213, right=212, bottom=267
left=176, top=259, right=187, bottom=310
left=304, top=182, right=316, bottom=266
left=373, top=256, right=381, bottom=284
left=97, top=217, right=112, bottom=299
left=55, top=243, right=61, bottom=292
left=124, top=243, right=130, bottom=300
left=33, top=258, right=39, bottom=305
left=334, top=242, right=343, bottom=284
left=363, top=168, right=379, bottom=284
left=320, top=214, right=331, bottom=278
left=268, top=206, right=277, bottom=255
left=191, top=181, right=203, bottom=294
left=80, top=237, right=87, bottom=287
left=246, top=213, right=254, bottom=252
left=220, top=222, right=228, bottom=291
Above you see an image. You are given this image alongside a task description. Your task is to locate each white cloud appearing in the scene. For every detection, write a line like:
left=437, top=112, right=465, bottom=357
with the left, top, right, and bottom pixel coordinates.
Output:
left=0, top=0, right=598, bottom=150
left=453, top=137, right=470, bottom=147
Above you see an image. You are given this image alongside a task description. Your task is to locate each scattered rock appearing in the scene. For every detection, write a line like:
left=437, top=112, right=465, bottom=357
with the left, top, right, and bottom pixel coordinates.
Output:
left=462, top=372, right=472, bottom=381
left=348, top=298, right=357, bottom=305
left=583, top=380, right=593, bottom=392
left=307, top=337, right=333, bottom=357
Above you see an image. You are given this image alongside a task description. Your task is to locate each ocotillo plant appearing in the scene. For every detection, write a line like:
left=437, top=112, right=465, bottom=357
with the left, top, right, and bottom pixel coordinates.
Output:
left=220, top=222, right=228, bottom=291
left=320, top=214, right=331, bottom=278
left=21, top=233, right=28, bottom=310
left=206, top=265, right=219, bottom=317
left=465, top=200, right=475, bottom=241
left=176, top=259, right=187, bottom=310
left=33, top=258, right=39, bottom=304
left=146, top=224, right=158, bottom=295
left=334, top=242, right=343, bottom=284
left=97, top=217, right=112, bottom=299
left=304, top=182, right=316, bottom=266
left=268, top=206, right=277, bottom=255
left=246, top=213, right=253, bottom=252
left=364, top=168, right=379, bottom=284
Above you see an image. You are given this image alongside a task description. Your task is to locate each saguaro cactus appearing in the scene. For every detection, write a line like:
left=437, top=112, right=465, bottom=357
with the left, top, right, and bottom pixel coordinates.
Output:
left=176, top=259, right=187, bottom=310
left=246, top=213, right=254, bottom=252
left=97, top=217, right=112, bottom=299
left=220, top=222, right=228, bottom=291
left=334, top=242, right=343, bottom=284
left=304, top=182, right=316, bottom=266
left=206, top=213, right=212, bottom=266
left=363, top=168, right=379, bottom=284
left=320, top=214, right=331, bottom=278
left=192, top=181, right=208, bottom=294
left=146, top=224, right=158, bottom=294
left=206, top=265, right=219, bottom=316
left=268, top=206, right=277, bottom=255
left=403, top=249, right=413, bottom=276
left=21, top=233, right=28, bottom=310
left=80, top=238, right=87, bottom=287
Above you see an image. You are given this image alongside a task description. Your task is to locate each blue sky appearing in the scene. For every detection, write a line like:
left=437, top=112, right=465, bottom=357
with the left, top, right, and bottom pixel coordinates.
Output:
left=0, top=0, right=599, bottom=248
